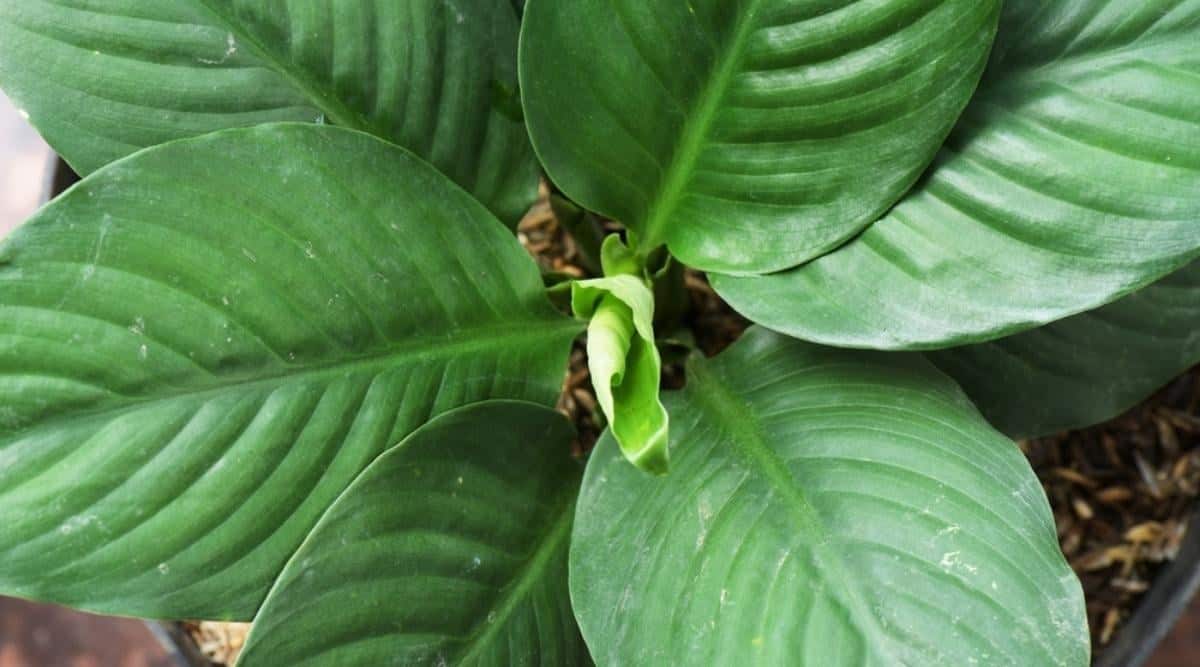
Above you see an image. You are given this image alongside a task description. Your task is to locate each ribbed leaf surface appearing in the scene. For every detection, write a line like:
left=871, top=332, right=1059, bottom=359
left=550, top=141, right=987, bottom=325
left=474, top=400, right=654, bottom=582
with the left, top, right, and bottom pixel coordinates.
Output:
left=239, top=401, right=588, bottom=667
left=520, top=0, right=1000, bottom=274
left=0, top=124, right=578, bottom=619
left=930, top=261, right=1200, bottom=438
left=0, top=0, right=536, bottom=223
left=571, top=328, right=1088, bottom=665
left=715, top=0, right=1200, bottom=348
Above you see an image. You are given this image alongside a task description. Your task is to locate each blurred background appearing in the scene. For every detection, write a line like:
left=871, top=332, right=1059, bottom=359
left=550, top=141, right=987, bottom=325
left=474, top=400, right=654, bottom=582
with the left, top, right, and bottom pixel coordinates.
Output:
left=0, top=91, right=1197, bottom=666
left=0, top=92, right=46, bottom=238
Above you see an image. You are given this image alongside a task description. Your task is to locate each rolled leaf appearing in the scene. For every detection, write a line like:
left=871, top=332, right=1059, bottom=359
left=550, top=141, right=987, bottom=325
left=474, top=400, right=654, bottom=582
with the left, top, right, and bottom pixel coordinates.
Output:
left=0, top=124, right=579, bottom=619
left=931, top=260, right=1200, bottom=438
left=715, top=0, right=1200, bottom=348
left=572, top=274, right=669, bottom=475
left=238, top=401, right=588, bottom=667
left=0, top=0, right=537, bottom=223
left=571, top=327, right=1088, bottom=665
left=520, top=0, right=1001, bottom=274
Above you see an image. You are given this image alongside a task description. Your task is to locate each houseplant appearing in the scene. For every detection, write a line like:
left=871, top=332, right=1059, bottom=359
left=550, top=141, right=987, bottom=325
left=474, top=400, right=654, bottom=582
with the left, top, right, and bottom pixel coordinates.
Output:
left=1, top=1, right=1198, bottom=665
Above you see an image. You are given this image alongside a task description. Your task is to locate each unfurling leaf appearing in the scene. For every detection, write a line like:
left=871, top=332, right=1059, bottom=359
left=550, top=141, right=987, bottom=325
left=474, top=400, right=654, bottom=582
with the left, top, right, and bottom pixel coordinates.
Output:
left=572, top=247, right=669, bottom=475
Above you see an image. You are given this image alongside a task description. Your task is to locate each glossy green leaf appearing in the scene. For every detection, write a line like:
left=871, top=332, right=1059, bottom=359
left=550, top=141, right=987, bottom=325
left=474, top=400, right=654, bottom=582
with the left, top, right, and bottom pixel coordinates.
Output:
left=520, top=0, right=1000, bottom=274
left=0, top=0, right=537, bottom=223
left=239, top=401, right=588, bottom=667
left=0, top=124, right=579, bottom=620
left=571, top=327, right=1087, bottom=665
left=930, top=260, right=1200, bottom=439
left=572, top=273, right=669, bottom=475
left=714, top=0, right=1200, bottom=348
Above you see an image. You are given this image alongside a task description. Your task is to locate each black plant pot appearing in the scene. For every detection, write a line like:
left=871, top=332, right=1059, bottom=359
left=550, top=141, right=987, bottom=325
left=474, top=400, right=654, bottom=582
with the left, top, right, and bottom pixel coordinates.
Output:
left=146, top=622, right=212, bottom=667
left=37, top=157, right=1200, bottom=667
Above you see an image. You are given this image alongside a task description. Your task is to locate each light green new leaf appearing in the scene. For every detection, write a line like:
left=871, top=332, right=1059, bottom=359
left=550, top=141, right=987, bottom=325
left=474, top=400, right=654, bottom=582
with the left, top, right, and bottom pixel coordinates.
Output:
left=0, top=0, right=537, bottom=224
left=571, top=328, right=1088, bottom=665
left=572, top=274, right=668, bottom=475
left=239, top=401, right=588, bottom=667
left=0, top=124, right=580, bottom=620
left=930, top=260, right=1200, bottom=439
left=520, top=0, right=1000, bottom=274
left=715, top=0, right=1200, bottom=349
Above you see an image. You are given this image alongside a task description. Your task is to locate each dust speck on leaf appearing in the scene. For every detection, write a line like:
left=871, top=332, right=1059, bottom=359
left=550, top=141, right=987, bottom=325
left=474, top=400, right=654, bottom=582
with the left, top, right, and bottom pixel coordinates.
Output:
left=58, top=514, right=97, bottom=535
left=197, top=32, right=238, bottom=65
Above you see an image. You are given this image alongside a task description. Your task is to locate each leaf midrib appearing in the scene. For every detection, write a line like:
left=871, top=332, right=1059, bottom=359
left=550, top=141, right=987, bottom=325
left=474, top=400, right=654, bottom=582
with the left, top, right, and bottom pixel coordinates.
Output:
left=684, top=357, right=906, bottom=664
left=0, top=319, right=581, bottom=445
left=192, top=0, right=377, bottom=135
left=638, top=1, right=763, bottom=250
left=450, top=490, right=577, bottom=665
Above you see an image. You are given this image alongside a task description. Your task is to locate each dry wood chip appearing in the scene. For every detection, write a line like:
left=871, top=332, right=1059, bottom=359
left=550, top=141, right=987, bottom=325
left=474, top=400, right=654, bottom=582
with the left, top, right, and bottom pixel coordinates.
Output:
left=1055, top=467, right=1100, bottom=488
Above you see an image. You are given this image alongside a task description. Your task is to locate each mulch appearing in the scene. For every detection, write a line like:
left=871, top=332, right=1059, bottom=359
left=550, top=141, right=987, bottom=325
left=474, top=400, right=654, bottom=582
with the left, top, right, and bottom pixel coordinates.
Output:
left=1028, top=375, right=1200, bottom=652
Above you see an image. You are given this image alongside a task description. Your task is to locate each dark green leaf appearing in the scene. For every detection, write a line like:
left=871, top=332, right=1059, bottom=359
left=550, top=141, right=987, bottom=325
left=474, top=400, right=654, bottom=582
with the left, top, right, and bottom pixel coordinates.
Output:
left=571, top=327, right=1087, bottom=665
left=0, top=0, right=537, bottom=223
left=239, top=401, right=588, bottom=667
left=714, top=0, right=1200, bottom=348
left=520, top=0, right=1000, bottom=274
left=930, top=260, right=1200, bottom=438
left=0, top=124, right=579, bottom=619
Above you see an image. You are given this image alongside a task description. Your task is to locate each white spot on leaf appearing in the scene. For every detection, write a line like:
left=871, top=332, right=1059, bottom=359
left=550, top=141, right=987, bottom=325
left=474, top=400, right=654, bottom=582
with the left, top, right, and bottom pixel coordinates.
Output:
left=197, top=32, right=238, bottom=65
left=58, top=514, right=98, bottom=535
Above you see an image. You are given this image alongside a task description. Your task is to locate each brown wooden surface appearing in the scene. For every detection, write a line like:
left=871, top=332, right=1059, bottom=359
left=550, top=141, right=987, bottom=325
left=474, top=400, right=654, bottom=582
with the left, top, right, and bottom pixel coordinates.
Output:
left=1149, top=595, right=1200, bottom=667
left=0, top=598, right=172, bottom=667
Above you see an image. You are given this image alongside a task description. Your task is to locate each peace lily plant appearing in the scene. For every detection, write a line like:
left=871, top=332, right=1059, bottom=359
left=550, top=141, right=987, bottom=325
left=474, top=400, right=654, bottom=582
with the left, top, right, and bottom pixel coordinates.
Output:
left=0, top=0, right=1197, bottom=665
